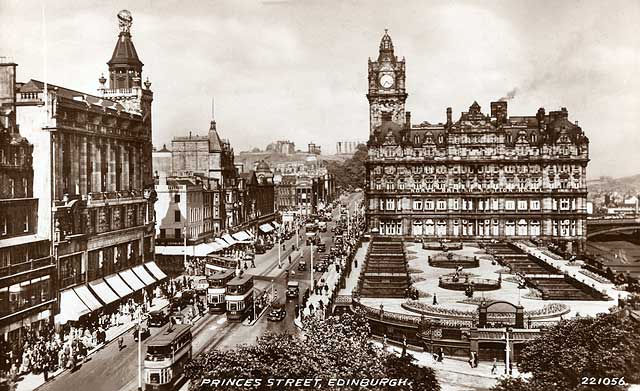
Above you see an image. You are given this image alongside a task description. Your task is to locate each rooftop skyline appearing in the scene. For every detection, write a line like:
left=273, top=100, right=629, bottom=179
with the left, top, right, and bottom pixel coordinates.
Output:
left=1, top=0, right=639, bottom=177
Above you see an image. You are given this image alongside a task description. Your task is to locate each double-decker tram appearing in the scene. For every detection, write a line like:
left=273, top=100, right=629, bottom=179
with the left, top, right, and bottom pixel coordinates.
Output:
left=206, top=269, right=235, bottom=314
left=144, top=324, right=192, bottom=390
left=225, top=275, right=254, bottom=321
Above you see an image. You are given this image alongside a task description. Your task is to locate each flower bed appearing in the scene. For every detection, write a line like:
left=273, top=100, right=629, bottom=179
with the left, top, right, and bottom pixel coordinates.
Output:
left=402, top=300, right=570, bottom=320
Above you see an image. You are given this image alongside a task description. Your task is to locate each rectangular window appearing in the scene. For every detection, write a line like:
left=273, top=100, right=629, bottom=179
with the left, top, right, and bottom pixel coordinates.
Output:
left=560, top=198, right=570, bottom=210
left=174, top=210, right=181, bottom=222
left=174, top=228, right=181, bottom=238
left=413, top=199, right=423, bottom=210
left=517, top=200, right=527, bottom=210
left=437, top=200, right=446, bottom=210
left=425, top=200, right=434, bottom=210
left=505, top=200, right=515, bottom=210
left=160, top=229, right=166, bottom=238
left=174, top=194, right=180, bottom=203
left=386, top=199, right=395, bottom=210
left=23, top=214, right=29, bottom=232
left=530, top=200, right=540, bottom=210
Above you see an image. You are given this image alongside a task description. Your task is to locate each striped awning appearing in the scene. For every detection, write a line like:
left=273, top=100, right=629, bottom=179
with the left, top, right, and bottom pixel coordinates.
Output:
left=59, top=288, right=91, bottom=324
left=132, top=265, right=156, bottom=286
left=144, top=262, right=168, bottom=281
left=222, top=234, right=238, bottom=246
left=215, top=238, right=230, bottom=249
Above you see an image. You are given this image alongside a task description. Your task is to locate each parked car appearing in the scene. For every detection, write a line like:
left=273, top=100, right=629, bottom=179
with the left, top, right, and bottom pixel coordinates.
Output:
left=317, top=242, right=326, bottom=252
left=132, top=325, right=151, bottom=341
left=314, top=262, right=328, bottom=272
left=255, top=243, right=266, bottom=254
left=147, top=309, right=169, bottom=327
left=298, top=261, right=307, bottom=271
left=267, top=307, right=286, bottom=321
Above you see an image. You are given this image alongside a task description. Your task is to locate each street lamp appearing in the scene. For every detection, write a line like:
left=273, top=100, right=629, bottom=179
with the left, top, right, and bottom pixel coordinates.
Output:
left=505, top=327, right=513, bottom=375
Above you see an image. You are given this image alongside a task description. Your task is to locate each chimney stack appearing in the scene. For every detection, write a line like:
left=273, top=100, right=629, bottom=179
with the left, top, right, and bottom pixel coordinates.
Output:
left=446, top=107, right=452, bottom=125
left=405, top=111, right=411, bottom=128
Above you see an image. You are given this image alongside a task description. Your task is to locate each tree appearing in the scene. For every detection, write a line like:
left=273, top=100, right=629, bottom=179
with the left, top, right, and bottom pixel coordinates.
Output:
left=327, top=144, right=367, bottom=190
left=186, top=309, right=440, bottom=390
left=492, top=311, right=640, bottom=391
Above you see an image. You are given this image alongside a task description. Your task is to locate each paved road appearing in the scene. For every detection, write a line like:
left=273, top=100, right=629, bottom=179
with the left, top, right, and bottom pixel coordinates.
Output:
left=41, top=192, right=363, bottom=391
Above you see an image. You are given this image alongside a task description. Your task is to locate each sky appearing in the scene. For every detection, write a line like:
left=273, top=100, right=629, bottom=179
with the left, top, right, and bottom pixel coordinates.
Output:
left=1, top=0, right=639, bottom=178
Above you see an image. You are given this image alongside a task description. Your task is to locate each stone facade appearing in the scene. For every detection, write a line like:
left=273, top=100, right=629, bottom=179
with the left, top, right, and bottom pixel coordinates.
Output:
left=0, top=61, right=55, bottom=342
left=365, top=32, right=590, bottom=253
left=14, top=12, right=157, bottom=323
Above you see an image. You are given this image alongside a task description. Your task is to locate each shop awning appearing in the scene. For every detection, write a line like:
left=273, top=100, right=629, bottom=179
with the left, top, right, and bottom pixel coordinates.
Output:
left=73, top=285, right=103, bottom=311
left=206, top=243, right=224, bottom=253
left=105, top=273, right=134, bottom=297
left=232, top=230, right=252, bottom=242
left=155, top=246, right=189, bottom=256
left=259, top=223, right=274, bottom=233
left=144, top=261, right=168, bottom=281
left=119, top=269, right=145, bottom=291
left=132, top=265, right=156, bottom=286
left=59, top=288, right=91, bottom=323
left=194, top=243, right=214, bottom=257
left=222, top=234, right=238, bottom=246
left=215, top=238, right=230, bottom=249
left=89, top=279, right=120, bottom=305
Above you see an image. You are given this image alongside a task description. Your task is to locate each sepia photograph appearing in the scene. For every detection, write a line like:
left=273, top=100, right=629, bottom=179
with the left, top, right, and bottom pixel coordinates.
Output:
left=0, top=0, right=639, bottom=390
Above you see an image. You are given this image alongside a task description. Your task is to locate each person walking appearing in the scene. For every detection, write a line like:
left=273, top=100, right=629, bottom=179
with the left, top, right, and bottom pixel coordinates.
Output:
left=491, top=358, right=497, bottom=375
left=118, top=336, right=124, bottom=351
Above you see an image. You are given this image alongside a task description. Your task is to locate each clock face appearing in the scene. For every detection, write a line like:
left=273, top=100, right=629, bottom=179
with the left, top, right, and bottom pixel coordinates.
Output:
left=379, top=74, right=394, bottom=89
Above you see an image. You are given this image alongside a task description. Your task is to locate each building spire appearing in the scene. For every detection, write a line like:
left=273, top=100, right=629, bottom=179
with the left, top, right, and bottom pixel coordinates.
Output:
left=378, top=29, right=394, bottom=62
left=107, top=10, right=143, bottom=89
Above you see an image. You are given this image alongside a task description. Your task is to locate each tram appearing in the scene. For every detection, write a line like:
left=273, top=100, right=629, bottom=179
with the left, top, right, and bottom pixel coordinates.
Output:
left=143, top=324, right=192, bottom=390
left=206, top=269, right=235, bottom=314
left=225, top=275, right=254, bottom=321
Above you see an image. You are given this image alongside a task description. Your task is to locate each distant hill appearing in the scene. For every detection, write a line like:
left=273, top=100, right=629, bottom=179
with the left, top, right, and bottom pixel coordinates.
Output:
left=588, top=174, right=640, bottom=194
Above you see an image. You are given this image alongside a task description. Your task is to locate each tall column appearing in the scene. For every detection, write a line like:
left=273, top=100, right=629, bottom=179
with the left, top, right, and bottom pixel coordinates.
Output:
left=123, top=144, right=129, bottom=191
left=55, top=133, right=64, bottom=200
left=72, top=135, right=80, bottom=195
left=131, top=147, right=138, bottom=191
left=93, top=140, right=101, bottom=193
left=80, top=136, right=87, bottom=195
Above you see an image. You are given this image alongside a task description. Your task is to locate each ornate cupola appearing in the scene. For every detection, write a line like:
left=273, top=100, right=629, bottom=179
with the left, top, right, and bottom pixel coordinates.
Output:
left=107, top=10, right=144, bottom=89
left=377, top=29, right=395, bottom=62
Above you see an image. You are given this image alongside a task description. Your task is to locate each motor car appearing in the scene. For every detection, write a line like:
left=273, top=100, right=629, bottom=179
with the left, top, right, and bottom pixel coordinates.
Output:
left=132, top=325, right=151, bottom=341
left=255, top=243, right=266, bottom=254
left=181, top=289, right=196, bottom=305
left=285, top=231, right=294, bottom=240
left=243, top=252, right=255, bottom=261
left=286, top=281, right=299, bottom=299
left=298, top=261, right=307, bottom=271
left=147, top=310, right=169, bottom=327
left=330, top=246, right=340, bottom=256
left=314, top=262, right=328, bottom=272
left=267, top=307, right=286, bottom=321
left=317, top=242, right=326, bottom=252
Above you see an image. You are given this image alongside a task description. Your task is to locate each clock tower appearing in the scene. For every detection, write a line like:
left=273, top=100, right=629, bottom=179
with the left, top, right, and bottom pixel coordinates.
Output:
left=367, top=30, right=407, bottom=135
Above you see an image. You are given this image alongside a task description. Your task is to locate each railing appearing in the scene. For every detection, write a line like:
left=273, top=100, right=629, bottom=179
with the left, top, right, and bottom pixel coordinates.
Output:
left=0, top=256, right=54, bottom=278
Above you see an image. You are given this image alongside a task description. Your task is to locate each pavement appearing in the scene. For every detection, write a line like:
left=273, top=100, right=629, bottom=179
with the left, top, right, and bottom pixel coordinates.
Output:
left=16, top=297, right=169, bottom=391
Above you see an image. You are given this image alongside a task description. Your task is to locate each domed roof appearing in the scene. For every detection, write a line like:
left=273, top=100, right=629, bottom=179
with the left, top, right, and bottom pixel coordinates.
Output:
left=379, top=29, right=394, bottom=52
left=256, top=160, right=271, bottom=171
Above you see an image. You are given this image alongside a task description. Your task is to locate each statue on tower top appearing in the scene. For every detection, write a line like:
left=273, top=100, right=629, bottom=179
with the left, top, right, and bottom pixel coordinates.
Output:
left=117, top=9, right=133, bottom=33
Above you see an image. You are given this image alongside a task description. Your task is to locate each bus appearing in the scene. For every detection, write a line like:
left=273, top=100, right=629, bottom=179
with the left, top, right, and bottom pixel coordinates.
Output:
left=206, top=269, right=236, bottom=314
left=144, top=324, right=192, bottom=391
left=225, top=275, right=254, bottom=322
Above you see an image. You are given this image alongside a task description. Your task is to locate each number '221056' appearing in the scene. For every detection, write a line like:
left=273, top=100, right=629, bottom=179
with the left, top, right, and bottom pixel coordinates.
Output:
left=581, top=377, right=625, bottom=386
